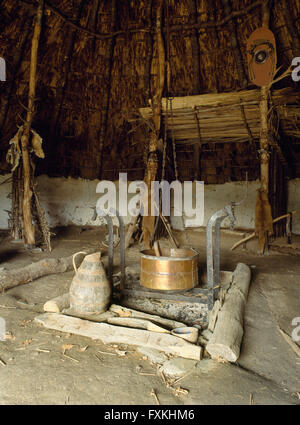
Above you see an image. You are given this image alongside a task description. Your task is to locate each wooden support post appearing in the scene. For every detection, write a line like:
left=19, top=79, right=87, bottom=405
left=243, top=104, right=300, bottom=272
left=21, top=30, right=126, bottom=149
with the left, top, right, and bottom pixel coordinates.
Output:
left=142, top=0, right=165, bottom=249
left=20, top=0, right=44, bottom=247
left=260, top=1, right=271, bottom=193
left=255, top=1, right=273, bottom=253
left=259, top=85, right=270, bottom=194
left=11, top=167, right=23, bottom=240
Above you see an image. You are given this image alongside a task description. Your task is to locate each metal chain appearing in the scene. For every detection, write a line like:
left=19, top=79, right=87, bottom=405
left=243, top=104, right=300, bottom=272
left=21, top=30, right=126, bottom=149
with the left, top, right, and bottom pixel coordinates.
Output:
left=169, top=97, right=178, bottom=181
left=162, top=98, right=168, bottom=181
left=165, top=0, right=188, bottom=244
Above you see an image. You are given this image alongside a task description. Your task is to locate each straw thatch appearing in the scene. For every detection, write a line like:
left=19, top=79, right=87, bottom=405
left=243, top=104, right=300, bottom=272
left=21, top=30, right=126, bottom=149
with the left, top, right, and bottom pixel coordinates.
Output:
left=0, top=0, right=299, bottom=183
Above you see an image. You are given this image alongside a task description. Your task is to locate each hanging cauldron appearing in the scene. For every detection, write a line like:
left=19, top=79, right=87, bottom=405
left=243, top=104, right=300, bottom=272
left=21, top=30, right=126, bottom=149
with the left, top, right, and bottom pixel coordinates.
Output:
left=69, top=252, right=112, bottom=314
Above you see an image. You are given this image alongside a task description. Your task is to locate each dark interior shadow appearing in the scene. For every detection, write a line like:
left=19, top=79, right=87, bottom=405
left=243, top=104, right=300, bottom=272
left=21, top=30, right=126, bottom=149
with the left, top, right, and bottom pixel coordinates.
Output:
left=0, top=249, right=21, bottom=264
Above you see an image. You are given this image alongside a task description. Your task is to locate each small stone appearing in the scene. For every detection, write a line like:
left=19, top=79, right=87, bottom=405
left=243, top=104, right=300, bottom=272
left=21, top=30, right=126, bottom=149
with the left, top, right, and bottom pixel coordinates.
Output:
left=160, top=358, right=199, bottom=379
left=197, top=336, right=208, bottom=347
left=137, top=347, right=168, bottom=365
left=31, top=247, right=43, bottom=253
left=201, top=329, right=213, bottom=341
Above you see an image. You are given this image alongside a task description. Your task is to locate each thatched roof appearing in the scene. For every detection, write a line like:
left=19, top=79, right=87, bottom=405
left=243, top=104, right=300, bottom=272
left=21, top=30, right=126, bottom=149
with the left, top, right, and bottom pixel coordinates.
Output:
left=0, top=0, right=299, bottom=182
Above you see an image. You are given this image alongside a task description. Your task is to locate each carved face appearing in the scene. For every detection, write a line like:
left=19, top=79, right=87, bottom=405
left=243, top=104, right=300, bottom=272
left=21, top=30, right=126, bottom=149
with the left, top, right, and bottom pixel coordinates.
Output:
left=247, top=28, right=277, bottom=87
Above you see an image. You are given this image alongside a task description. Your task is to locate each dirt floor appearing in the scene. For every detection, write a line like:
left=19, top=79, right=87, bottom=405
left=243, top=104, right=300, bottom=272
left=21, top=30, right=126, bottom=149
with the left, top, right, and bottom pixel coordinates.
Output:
left=0, top=226, right=299, bottom=405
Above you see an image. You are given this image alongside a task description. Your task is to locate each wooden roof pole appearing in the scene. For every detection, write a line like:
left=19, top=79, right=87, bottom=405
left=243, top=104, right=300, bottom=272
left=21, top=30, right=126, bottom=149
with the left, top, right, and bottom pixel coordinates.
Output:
left=20, top=0, right=44, bottom=247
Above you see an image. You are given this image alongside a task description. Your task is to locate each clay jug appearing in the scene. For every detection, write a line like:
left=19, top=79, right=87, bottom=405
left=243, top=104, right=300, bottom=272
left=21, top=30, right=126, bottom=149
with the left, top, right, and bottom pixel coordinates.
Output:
left=69, top=252, right=112, bottom=314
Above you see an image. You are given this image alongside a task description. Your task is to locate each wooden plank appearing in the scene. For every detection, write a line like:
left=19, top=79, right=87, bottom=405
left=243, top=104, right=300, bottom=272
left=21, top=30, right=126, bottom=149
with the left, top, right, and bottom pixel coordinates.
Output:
left=63, top=309, right=116, bottom=323
left=107, top=317, right=170, bottom=333
left=109, top=304, right=186, bottom=329
left=35, top=313, right=202, bottom=360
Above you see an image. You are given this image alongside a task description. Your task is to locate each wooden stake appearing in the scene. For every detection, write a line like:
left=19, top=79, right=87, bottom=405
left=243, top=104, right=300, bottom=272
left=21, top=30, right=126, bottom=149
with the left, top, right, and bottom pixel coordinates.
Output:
left=20, top=0, right=44, bottom=247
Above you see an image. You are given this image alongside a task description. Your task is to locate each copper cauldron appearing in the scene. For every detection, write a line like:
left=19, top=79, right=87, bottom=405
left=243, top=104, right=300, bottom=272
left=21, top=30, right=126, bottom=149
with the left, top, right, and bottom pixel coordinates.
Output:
left=140, top=247, right=199, bottom=291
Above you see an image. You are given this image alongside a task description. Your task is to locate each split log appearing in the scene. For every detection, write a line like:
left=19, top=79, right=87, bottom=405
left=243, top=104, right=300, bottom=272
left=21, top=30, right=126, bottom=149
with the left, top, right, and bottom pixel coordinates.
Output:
left=109, top=304, right=186, bottom=330
left=43, top=293, right=70, bottom=313
left=206, top=263, right=251, bottom=362
left=35, top=313, right=202, bottom=360
left=107, top=317, right=170, bottom=333
left=0, top=252, right=88, bottom=292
